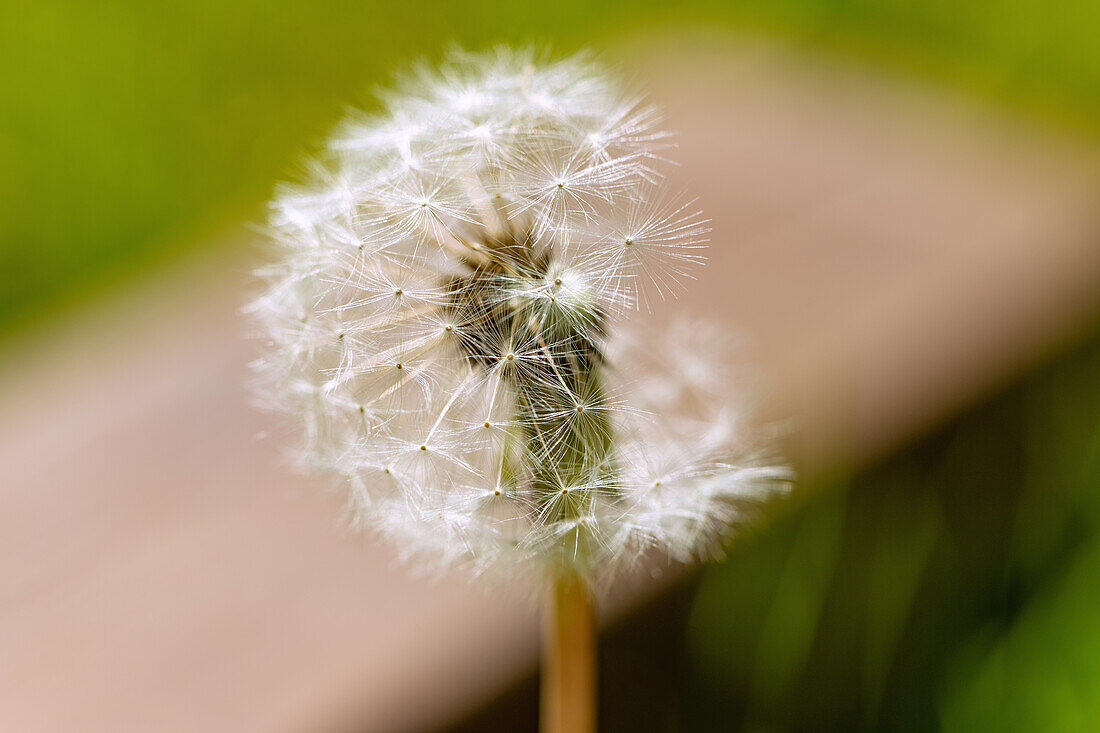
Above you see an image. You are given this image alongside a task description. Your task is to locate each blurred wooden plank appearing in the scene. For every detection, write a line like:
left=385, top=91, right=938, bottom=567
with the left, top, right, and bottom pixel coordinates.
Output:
left=2, top=33, right=1100, bottom=733
left=650, top=36, right=1100, bottom=468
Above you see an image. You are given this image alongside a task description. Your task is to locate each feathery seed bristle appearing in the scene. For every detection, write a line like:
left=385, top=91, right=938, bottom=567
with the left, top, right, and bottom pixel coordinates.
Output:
left=249, top=47, right=789, bottom=581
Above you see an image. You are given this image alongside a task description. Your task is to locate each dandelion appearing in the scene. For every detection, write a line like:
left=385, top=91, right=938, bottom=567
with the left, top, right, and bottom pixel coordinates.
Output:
left=249, top=47, right=790, bottom=732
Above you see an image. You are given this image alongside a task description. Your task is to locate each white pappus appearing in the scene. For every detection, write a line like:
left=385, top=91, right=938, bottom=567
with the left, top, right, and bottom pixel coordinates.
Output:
left=248, top=47, right=791, bottom=583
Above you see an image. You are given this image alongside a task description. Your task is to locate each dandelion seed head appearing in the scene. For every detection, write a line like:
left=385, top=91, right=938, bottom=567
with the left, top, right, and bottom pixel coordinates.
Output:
left=250, top=47, right=789, bottom=582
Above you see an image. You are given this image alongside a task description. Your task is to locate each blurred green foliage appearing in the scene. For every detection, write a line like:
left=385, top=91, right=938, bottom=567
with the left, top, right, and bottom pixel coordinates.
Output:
left=3, top=1, right=1100, bottom=335
left=685, top=328, right=1100, bottom=731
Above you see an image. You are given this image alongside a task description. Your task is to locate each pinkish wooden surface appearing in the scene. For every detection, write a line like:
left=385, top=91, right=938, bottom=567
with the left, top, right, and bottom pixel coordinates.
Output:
left=2, top=35, right=1100, bottom=733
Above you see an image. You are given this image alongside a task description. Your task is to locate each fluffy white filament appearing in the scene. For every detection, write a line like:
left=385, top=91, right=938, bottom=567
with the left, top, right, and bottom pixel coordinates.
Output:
left=249, top=48, right=789, bottom=581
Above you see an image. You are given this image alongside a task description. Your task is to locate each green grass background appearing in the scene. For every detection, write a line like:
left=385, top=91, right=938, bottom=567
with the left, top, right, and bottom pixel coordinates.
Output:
left=3, top=0, right=1100, bottom=336
left=682, top=316, right=1100, bottom=733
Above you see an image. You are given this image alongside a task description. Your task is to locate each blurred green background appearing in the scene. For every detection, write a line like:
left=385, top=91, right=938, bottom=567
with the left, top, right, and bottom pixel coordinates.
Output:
left=4, top=2, right=1100, bottom=731
left=682, top=330, right=1100, bottom=732
left=4, top=0, right=1100, bottom=336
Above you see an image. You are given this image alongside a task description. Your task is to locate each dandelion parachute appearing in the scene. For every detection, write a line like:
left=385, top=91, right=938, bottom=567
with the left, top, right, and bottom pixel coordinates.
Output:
left=249, top=48, right=789, bottom=580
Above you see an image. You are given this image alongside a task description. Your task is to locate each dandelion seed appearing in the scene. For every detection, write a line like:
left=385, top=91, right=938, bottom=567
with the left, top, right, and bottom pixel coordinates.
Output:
left=250, top=47, right=790, bottom=585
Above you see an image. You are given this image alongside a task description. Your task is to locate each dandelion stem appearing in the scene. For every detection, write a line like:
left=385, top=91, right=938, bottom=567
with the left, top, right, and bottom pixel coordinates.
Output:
left=541, top=569, right=596, bottom=733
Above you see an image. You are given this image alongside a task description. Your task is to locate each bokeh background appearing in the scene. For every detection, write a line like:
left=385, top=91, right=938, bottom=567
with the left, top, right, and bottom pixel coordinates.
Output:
left=3, top=2, right=1100, bottom=731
